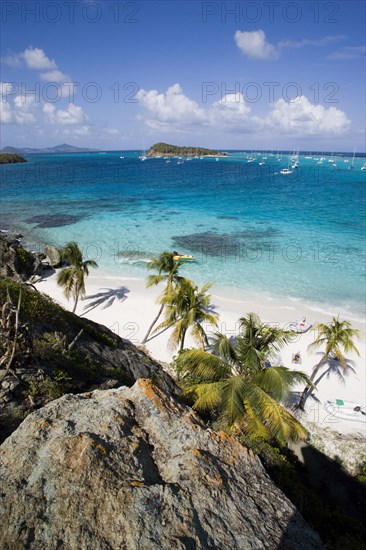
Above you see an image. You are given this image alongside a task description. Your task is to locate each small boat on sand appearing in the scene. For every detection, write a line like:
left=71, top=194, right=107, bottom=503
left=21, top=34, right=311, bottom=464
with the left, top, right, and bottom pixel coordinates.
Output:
left=324, top=399, right=366, bottom=423
left=289, top=317, right=313, bottom=333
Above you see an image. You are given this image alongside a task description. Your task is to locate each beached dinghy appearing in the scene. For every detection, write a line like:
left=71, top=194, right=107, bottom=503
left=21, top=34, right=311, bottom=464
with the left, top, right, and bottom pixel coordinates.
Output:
left=324, top=399, right=366, bottom=423
left=289, top=317, right=313, bottom=333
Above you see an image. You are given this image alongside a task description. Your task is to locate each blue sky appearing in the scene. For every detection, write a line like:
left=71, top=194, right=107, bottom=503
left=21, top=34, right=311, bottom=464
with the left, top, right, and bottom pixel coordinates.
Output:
left=1, top=0, right=365, bottom=151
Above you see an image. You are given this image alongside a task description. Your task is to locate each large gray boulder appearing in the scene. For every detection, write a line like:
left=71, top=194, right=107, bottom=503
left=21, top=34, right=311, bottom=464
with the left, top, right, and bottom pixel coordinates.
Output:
left=0, top=233, right=42, bottom=281
left=0, top=380, right=323, bottom=549
left=43, top=244, right=61, bottom=267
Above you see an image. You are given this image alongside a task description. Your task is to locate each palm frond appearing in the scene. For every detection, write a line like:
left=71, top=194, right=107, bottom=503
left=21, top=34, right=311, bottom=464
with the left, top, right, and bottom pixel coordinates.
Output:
left=199, top=281, right=214, bottom=295
left=254, top=366, right=313, bottom=401
left=309, top=318, right=360, bottom=367
left=57, top=267, right=76, bottom=300
left=185, top=382, right=223, bottom=412
left=146, top=273, right=166, bottom=288
left=57, top=242, right=97, bottom=310
left=167, top=319, right=186, bottom=352
left=210, top=331, right=238, bottom=363
left=84, top=259, right=98, bottom=271
left=176, top=349, right=232, bottom=383
left=235, top=337, right=264, bottom=372
left=241, top=399, right=271, bottom=440
left=220, top=376, right=248, bottom=426
left=248, top=386, right=308, bottom=443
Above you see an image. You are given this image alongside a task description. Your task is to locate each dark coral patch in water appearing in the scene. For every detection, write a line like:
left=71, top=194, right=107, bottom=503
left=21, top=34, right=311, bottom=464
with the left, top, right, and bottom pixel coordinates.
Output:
left=26, top=214, right=85, bottom=228
left=172, top=228, right=279, bottom=257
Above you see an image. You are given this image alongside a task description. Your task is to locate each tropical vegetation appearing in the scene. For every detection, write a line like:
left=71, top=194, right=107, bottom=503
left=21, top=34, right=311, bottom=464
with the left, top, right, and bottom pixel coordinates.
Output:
left=175, top=313, right=312, bottom=444
left=298, top=316, right=360, bottom=410
left=147, top=142, right=228, bottom=157
left=0, top=153, right=27, bottom=164
left=1, top=240, right=365, bottom=547
left=57, top=242, right=98, bottom=313
left=154, top=279, right=218, bottom=351
left=142, top=251, right=183, bottom=343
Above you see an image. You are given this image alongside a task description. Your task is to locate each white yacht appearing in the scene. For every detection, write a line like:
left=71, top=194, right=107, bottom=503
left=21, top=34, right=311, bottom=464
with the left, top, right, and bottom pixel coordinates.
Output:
left=280, top=168, right=293, bottom=175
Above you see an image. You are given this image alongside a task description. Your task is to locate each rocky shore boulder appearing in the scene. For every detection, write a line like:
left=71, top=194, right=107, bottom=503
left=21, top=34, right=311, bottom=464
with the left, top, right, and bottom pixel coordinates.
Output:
left=0, top=233, right=42, bottom=281
left=0, top=380, right=323, bottom=549
left=44, top=244, right=62, bottom=267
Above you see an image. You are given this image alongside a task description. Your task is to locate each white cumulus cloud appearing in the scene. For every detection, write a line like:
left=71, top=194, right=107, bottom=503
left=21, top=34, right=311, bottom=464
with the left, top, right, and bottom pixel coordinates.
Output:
left=136, top=83, right=205, bottom=130
left=136, top=84, right=351, bottom=138
left=0, top=101, right=13, bottom=124
left=235, top=30, right=279, bottom=60
left=40, top=70, right=69, bottom=82
left=23, top=47, right=57, bottom=70
left=209, top=93, right=252, bottom=129
left=0, top=82, right=17, bottom=97
left=1, top=93, right=39, bottom=125
left=43, top=103, right=88, bottom=125
left=266, top=96, right=350, bottom=135
left=0, top=84, right=39, bottom=125
left=0, top=53, right=23, bottom=68
left=13, top=96, right=38, bottom=125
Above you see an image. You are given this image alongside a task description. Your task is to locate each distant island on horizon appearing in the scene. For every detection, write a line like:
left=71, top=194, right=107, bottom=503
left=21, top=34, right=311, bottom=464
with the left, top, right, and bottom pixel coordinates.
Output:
left=147, top=142, right=228, bottom=158
left=0, top=153, right=27, bottom=165
left=1, top=144, right=364, bottom=157
left=0, top=144, right=99, bottom=155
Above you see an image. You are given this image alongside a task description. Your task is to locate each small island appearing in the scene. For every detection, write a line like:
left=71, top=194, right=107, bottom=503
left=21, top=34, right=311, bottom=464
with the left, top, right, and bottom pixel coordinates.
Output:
left=147, top=142, right=228, bottom=158
left=0, top=153, right=27, bottom=165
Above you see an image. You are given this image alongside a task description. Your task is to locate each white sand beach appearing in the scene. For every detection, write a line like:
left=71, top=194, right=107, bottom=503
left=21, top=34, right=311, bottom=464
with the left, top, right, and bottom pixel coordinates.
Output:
left=35, top=271, right=366, bottom=439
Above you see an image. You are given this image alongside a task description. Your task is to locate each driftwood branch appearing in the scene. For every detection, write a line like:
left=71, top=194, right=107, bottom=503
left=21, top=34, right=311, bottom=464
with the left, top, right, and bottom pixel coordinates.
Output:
left=62, top=329, right=84, bottom=356
left=0, top=290, right=22, bottom=383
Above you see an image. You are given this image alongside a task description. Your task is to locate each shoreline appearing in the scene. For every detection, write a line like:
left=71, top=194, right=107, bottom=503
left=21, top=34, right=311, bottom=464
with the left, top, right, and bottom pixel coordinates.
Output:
left=60, top=265, right=366, bottom=326
left=34, top=269, right=366, bottom=438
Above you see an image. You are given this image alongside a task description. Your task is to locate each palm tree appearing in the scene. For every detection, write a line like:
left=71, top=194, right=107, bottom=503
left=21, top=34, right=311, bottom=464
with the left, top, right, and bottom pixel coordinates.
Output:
left=298, top=316, right=360, bottom=410
left=57, top=242, right=98, bottom=313
left=237, top=312, right=293, bottom=371
left=175, top=315, right=311, bottom=443
left=141, top=251, right=182, bottom=343
left=153, top=279, right=218, bottom=351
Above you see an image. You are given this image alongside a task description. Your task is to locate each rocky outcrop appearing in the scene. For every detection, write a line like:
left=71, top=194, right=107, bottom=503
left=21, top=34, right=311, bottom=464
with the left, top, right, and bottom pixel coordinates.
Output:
left=0, top=278, right=178, bottom=443
left=0, top=380, right=323, bottom=549
left=0, top=233, right=42, bottom=281
left=43, top=244, right=62, bottom=267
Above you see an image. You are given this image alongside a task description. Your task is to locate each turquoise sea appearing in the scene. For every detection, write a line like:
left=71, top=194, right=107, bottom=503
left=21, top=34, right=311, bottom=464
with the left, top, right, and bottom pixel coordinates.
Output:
left=1, top=151, right=365, bottom=319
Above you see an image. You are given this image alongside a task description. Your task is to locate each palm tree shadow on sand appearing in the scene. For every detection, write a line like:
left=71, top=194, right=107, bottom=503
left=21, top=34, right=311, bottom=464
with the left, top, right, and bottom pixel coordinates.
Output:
left=290, top=352, right=358, bottom=411
left=81, top=286, right=130, bottom=315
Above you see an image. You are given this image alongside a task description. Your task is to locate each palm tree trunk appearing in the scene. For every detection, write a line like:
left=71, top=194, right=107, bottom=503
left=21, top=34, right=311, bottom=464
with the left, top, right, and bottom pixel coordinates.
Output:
left=72, top=286, right=79, bottom=314
left=203, top=330, right=209, bottom=349
left=142, top=303, right=164, bottom=343
left=180, top=328, right=187, bottom=350
left=298, top=355, right=327, bottom=410
left=145, top=319, right=182, bottom=343
left=313, top=367, right=331, bottom=388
